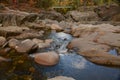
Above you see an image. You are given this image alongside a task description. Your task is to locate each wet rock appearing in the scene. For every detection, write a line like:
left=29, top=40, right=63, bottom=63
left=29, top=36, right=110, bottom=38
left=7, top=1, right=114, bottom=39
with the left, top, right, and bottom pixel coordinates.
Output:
left=0, top=26, right=29, bottom=37
left=51, top=24, right=63, bottom=31
left=39, top=10, right=65, bottom=21
left=66, top=11, right=98, bottom=22
left=15, top=39, right=38, bottom=53
left=8, top=39, right=20, bottom=49
left=96, top=33, right=120, bottom=47
left=48, top=76, right=75, bottom=80
left=0, top=36, right=6, bottom=47
left=94, top=4, right=120, bottom=21
left=30, top=51, right=59, bottom=66
left=68, top=38, right=110, bottom=53
left=81, top=50, right=120, bottom=67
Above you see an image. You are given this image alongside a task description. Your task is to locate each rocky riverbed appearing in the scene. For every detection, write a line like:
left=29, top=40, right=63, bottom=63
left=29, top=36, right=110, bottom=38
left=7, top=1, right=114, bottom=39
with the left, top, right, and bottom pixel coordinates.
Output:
left=0, top=4, right=120, bottom=80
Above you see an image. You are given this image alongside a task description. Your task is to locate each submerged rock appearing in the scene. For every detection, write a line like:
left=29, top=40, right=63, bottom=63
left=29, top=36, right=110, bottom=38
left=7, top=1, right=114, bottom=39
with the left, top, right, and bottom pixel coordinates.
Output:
left=48, top=76, right=75, bottom=80
left=30, top=51, right=59, bottom=66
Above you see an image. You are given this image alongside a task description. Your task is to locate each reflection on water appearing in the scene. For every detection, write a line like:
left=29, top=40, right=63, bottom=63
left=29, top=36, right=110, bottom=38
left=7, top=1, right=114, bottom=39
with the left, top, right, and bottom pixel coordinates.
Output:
left=109, top=49, right=118, bottom=55
left=37, top=53, right=120, bottom=80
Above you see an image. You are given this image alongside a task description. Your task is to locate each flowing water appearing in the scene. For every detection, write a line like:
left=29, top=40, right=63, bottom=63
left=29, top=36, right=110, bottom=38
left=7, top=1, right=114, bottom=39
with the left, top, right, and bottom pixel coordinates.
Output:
left=35, top=32, right=120, bottom=80
left=41, top=53, right=120, bottom=80
left=0, top=32, right=120, bottom=80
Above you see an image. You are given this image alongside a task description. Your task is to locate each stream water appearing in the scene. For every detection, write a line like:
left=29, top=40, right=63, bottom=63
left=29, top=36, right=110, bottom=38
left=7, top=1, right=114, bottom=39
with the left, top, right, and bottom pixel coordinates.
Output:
left=34, top=52, right=120, bottom=80
left=36, top=32, right=120, bottom=80
left=0, top=32, right=120, bottom=80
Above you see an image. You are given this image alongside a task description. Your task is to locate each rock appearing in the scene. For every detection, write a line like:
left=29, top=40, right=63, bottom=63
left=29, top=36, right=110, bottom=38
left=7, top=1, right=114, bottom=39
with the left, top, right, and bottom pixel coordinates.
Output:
left=66, top=11, right=98, bottom=22
left=51, top=24, right=63, bottom=31
left=32, top=38, right=44, bottom=44
left=68, top=38, right=110, bottom=53
left=81, top=50, right=120, bottom=67
left=0, top=36, right=6, bottom=47
left=39, top=10, right=65, bottom=21
left=48, top=76, right=75, bottom=80
left=71, top=24, right=98, bottom=37
left=30, top=51, right=59, bottom=66
left=0, top=26, right=29, bottom=37
left=71, top=24, right=119, bottom=37
left=39, top=39, right=53, bottom=49
left=26, top=22, right=45, bottom=29
left=0, top=8, right=40, bottom=26
left=12, top=30, right=43, bottom=39
left=96, top=33, right=120, bottom=47
left=8, top=38, right=20, bottom=49
left=94, top=4, right=120, bottom=21
left=15, top=39, right=38, bottom=53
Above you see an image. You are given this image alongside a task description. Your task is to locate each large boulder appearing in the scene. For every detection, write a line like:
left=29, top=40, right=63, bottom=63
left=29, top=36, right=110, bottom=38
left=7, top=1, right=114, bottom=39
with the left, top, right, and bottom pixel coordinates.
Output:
left=66, top=11, right=99, bottom=22
left=48, top=76, right=75, bottom=80
left=96, top=33, right=120, bottom=47
left=68, top=38, right=110, bottom=53
left=71, top=24, right=119, bottom=37
left=30, top=51, right=60, bottom=66
left=94, top=4, right=120, bottom=21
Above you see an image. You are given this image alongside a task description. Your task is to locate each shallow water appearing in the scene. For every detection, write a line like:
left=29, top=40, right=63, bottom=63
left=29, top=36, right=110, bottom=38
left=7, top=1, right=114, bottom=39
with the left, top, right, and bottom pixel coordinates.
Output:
left=39, top=53, right=120, bottom=80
